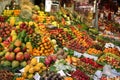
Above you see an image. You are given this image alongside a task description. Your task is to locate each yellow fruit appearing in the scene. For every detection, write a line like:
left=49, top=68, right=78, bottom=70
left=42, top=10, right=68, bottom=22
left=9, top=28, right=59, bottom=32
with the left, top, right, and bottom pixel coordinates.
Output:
left=34, top=66, right=40, bottom=71
left=27, top=74, right=34, bottom=79
left=24, top=65, right=30, bottom=73
left=22, top=72, right=27, bottom=78
left=29, top=67, right=34, bottom=74
left=42, top=66, right=47, bottom=70
left=36, top=63, right=44, bottom=67
left=30, top=58, right=38, bottom=66
left=38, top=70, right=42, bottom=74
left=10, top=17, right=15, bottom=26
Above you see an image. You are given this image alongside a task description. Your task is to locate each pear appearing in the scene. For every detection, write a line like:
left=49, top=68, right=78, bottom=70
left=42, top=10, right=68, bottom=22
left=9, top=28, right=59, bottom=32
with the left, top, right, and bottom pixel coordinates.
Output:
left=20, top=61, right=27, bottom=67
left=12, top=60, right=19, bottom=68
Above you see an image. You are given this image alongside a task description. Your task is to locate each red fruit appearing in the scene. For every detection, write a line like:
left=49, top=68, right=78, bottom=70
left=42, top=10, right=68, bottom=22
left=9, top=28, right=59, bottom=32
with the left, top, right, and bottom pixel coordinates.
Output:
left=47, top=56, right=52, bottom=61
left=22, top=47, right=27, bottom=52
left=14, top=47, right=21, bottom=53
left=24, top=52, right=30, bottom=60
left=5, top=52, right=15, bottom=61
left=45, top=58, right=50, bottom=66
left=51, top=55, right=57, bottom=61
left=16, top=52, right=24, bottom=61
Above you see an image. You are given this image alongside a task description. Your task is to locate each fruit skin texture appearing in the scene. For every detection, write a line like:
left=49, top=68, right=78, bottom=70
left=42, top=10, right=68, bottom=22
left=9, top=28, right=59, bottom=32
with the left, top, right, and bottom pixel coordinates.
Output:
left=24, top=52, right=30, bottom=60
left=20, top=61, right=27, bottom=67
left=14, top=39, right=22, bottom=47
left=16, top=52, right=24, bottom=61
left=30, top=58, right=37, bottom=66
left=14, top=47, right=21, bottom=53
left=12, top=60, right=19, bottom=68
left=3, top=60, right=11, bottom=67
left=5, top=52, right=15, bottom=61
left=24, top=65, right=30, bottom=73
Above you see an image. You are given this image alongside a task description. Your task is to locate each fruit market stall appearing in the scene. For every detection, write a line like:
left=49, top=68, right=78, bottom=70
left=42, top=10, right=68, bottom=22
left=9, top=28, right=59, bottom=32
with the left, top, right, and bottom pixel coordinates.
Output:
left=0, top=0, right=120, bottom=80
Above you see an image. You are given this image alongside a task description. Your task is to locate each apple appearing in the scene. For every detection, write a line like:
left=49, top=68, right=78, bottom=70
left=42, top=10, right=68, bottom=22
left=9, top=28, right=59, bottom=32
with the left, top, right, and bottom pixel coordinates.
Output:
left=14, top=47, right=21, bottom=53
left=24, top=52, right=30, bottom=60
left=5, top=52, right=15, bottom=61
left=51, top=55, right=57, bottom=61
left=16, top=52, right=24, bottom=61
left=12, top=60, right=19, bottom=68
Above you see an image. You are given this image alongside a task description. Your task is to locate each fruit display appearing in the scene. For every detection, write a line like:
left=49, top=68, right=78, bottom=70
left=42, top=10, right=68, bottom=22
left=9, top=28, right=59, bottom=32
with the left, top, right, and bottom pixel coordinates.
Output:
left=77, top=57, right=103, bottom=75
left=71, top=70, right=90, bottom=80
left=17, top=22, right=35, bottom=35
left=40, top=71, right=64, bottom=80
left=0, top=16, right=8, bottom=22
left=100, top=76, right=120, bottom=80
left=0, top=70, right=14, bottom=80
left=97, top=53, right=120, bottom=69
left=32, top=36, right=54, bottom=56
left=0, top=22, right=13, bottom=40
left=45, top=55, right=57, bottom=67
left=30, top=33, right=41, bottom=48
left=16, top=77, right=25, bottom=80
left=65, top=56, right=79, bottom=66
left=103, top=47, right=120, bottom=56
left=0, top=0, right=120, bottom=79
left=87, top=48, right=102, bottom=56
left=22, top=58, right=47, bottom=79
left=66, top=39, right=87, bottom=53
left=0, top=39, right=31, bottom=70
left=54, top=48, right=68, bottom=60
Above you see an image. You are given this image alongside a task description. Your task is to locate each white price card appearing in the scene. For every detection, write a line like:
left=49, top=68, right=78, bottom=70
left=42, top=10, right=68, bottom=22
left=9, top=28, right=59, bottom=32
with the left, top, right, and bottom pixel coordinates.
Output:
left=74, top=51, right=83, bottom=58
left=45, top=0, right=52, bottom=12
left=34, top=73, right=41, bottom=80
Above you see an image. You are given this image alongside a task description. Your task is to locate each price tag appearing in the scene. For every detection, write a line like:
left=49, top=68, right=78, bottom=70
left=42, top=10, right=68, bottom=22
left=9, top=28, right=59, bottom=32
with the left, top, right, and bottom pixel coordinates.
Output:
left=74, top=51, right=83, bottom=57
left=45, top=0, right=52, bottom=12
left=57, top=70, right=66, bottom=76
left=83, top=53, right=98, bottom=61
left=34, top=73, right=41, bottom=80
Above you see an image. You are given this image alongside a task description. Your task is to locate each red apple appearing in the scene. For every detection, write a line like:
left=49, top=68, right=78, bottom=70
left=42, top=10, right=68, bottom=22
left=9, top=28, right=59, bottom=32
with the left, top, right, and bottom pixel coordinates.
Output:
left=16, top=52, right=24, bottom=61
left=5, top=52, right=15, bottom=61
left=45, top=58, right=50, bottom=66
left=51, top=55, right=57, bottom=61
left=47, top=56, right=52, bottom=61
left=24, top=52, right=30, bottom=60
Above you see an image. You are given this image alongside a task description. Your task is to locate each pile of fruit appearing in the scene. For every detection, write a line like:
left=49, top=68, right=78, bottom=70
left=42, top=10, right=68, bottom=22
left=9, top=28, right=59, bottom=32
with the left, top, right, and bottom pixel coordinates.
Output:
left=97, top=53, right=120, bottom=69
left=40, top=71, right=64, bottom=80
left=0, top=39, right=31, bottom=70
left=0, top=70, right=14, bottom=80
left=0, top=22, right=13, bottom=40
left=78, top=58, right=103, bottom=75
left=103, top=47, right=120, bottom=56
left=0, top=0, right=120, bottom=80
left=22, top=58, right=47, bottom=79
left=71, top=70, right=90, bottom=80
left=87, top=48, right=102, bottom=56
